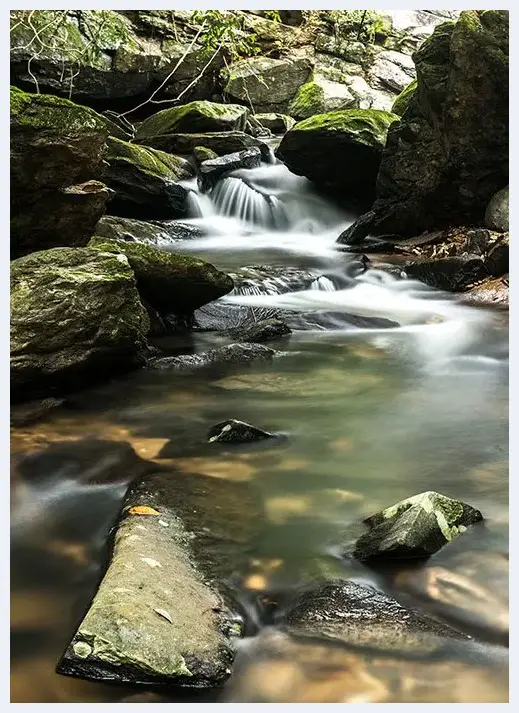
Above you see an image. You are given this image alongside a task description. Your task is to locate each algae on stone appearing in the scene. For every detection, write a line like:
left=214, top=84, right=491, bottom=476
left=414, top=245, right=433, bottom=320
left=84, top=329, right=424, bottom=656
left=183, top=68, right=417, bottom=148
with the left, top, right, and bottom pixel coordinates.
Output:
left=135, top=101, right=248, bottom=140
left=390, top=77, right=417, bottom=116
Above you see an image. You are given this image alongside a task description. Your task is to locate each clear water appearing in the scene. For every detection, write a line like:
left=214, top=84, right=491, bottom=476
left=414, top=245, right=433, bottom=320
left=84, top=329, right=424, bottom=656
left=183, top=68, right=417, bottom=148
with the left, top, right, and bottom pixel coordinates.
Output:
left=10, top=159, right=508, bottom=702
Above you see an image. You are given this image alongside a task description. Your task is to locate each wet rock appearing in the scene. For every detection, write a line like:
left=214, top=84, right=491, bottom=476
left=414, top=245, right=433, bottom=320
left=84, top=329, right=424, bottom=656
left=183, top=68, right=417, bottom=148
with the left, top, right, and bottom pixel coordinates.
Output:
left=403, top=255, right=488, bottom=292
left=138, top=131, right=270, bottom=161
left=485, top=186, right=509, bottom=232
left=14, top=439, right=151, bottom=486
left=198, top=147, right=262, bottom=192
left=253, top=113, right=295, bottom=134
left=148, top=343, right=278, bottom=373
left=391, top=78, right=417, bottom=116
left=276, top=109, right=399, bottom=203
left=95, top=215, right=203, bottom=246
left=88, top=237, right=233, bottom=315
left=484, top=235, right=509, bottom=277
left=463, top=275, right=509, bottom=308
left=352, top=491, right=483, bottom=562
left=136, top=101, right=249, bottom=141
left=223, top=56, right=312, bottom=114
left=11, top=248, right=150, bottom=399
left=57, top=471, right=263, bottom=686
left=101, top=111, right=135, bottom=141
left=10, top=87, right=109, bottom=258
left=224, top=318, right=292, bottom=343
left=280, top=579, right=467, bottom=654
left=207, top=419, right=277, bottom=444
left=393, top=550, right=509, bottom=644
left=288, top=78, right=357, bottom=120
left=103, top=137, right=194, bottom=219
left=339, top=11, right=509, bottom=242
left=193, top=146, right=218, bottom=165
left=10, top=398, right=65, bottom=427
left=225, top=627, right=508, bottom=703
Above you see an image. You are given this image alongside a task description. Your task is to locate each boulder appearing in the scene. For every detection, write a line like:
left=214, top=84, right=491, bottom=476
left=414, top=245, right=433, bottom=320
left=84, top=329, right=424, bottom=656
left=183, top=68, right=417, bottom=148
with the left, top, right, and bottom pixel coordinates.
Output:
left=57, top=470, right=263, bottom=687
left=339, top=11, right=509, bottom=243
left=88, top=237, right=233, bottom=314
left=193, top=146, right=218, bottom=165
left=135, top=101, right=249, bottom=140
left=352, top=491, right=483, bottom=562
left=403, top=255, right=488, bottom=292
left=484, top=235, right=509, bottom=277
left=276, top=109, right=399, bottom=203
left=207, top=419, right=277, bottom=444
left=224, top=318, right=292, bottom=343
left=10, top=247, right=150, bottom=399
left=198, top=147, right=262, bottom=192
left=253, top=113, right=295, bottom=134
left=485, top=186, right=509, bottom=232
left=280, top=580, right=468, bottom=654
left=288, top=79, right=357, bottom=120
left=463, top=275, right=509, bottom=308
left=223, top=56, right=312, bottom=113
left=391, top=78, right=417, bottom=116
left=95, top=215, right=203, bottom=246
left=10, top=87, right=110, bottom=257
left=148, top=343, right=278, bottom=372
left=103, top=137, right=194, bottom=219
left=137, top=131, right=270, bottom=160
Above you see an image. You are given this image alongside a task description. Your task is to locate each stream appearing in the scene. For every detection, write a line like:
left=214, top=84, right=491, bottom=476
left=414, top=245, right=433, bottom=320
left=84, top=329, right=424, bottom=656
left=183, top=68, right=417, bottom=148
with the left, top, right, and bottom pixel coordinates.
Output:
left=10, top=152, right=509, bottom=702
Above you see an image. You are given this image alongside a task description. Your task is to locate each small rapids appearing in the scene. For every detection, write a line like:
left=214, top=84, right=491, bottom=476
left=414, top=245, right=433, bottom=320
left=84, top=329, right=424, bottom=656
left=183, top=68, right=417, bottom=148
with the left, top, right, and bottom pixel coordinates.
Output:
left=11, top=150, right=508, bottom=703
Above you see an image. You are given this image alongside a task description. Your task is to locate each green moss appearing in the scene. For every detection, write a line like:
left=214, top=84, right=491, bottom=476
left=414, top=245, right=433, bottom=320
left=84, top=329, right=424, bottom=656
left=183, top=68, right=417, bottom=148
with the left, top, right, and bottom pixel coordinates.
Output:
left=10, top=86, right=107, bottom=134
left=288, top=81, right=325, bottom=120
left=193, top=146, right=219, bottom=164
left=106, top=137, right=189, bottom=180
left=135, top=101, right=248, bottom=139
left=292, top=109, right=400, bottom=148
left=391, top=78, right=418, bottom=116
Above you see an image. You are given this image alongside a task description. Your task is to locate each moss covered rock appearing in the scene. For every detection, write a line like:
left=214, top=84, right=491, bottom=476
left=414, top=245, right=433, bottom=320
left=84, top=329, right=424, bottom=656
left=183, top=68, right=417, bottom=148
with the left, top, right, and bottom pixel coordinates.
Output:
left=11, top=247, right=150, bottom=399
left=193, top=146, right=219, bottom=165
left=339, top=10, right=509, bottom=243
left=253, top=113, right=295, bottom=134
left=103, top=137, right=194, bottom=219
left=288, top=82, right=326, bottom=119
left=223, top=56, right=312, bottom=113
left=391, top=78, right=417, bottom=116
left=95, top=215, right=203, bottom=245
left=276, top=108, right=399, bottom=203
left=137, top=130, right=270, bottom=160
left=136, top=101, right=248, bottom=141
left=88, top=237, right=233, bottom=314
left=10, top=87, right=110, bottom=257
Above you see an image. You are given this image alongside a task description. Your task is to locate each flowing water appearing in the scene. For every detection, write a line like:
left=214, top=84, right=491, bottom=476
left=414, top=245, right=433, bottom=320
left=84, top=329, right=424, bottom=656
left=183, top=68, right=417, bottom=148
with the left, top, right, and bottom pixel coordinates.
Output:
left=10, top=156, right=509, bottom=702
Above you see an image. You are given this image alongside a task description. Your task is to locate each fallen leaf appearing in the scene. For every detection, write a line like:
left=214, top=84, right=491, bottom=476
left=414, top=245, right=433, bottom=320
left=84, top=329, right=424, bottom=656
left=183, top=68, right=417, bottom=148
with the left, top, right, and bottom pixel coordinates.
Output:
left=154, top=608, right=173, bottom=623
left=128, top=505, right=160, bottom=516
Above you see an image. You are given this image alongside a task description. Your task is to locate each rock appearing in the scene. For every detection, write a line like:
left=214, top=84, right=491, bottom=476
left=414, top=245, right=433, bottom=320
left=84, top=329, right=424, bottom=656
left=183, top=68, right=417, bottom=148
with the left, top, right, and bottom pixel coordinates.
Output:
left=339, top=11, right=509, bottom=243
left=148, top=343, right=278, bottom=373
left=57, top=470, right=263, bottom=687
left=485, top=186, right=509, bottom=232
left=137, top=131, right=270, bottom=160
left=101, top=111, right=135, bottom=141
left=10, top=87, right=110, bottom=257
left=276, top=109, right=399, bottom=203
left=393, top=550, right=509, bottom=644
left=207, top=419, right=277, bottom=444
left=403, top=255, right=488, bottom=292
left=484, top=235, right=509, bottom=277
left=223, top=56, right=312, bottom=113
left=95, top=215, right=203, bottom=246
left=103, top=137, right=194, bottom=219
left=253, top=113, right=295, bottom=134
left=391, top=78, right=417, bottom=116
left=225, top=628, right=508, bottom=703
left=10, top=398, right=65, bottom=427
left=224, top=318, right=292, bottom=343
left=11, top=247, right=150, bottom=399
left=87, top=237, right=233, bottom=314
left=14, top=439, right=152, bottom=486
left=369, top=50, right=415, bottom=93
left=198, top=147, right=262, bottom=192
left=288, top=79, right=356, bottom=120
left=193, top=146, right=218, bottom=165
left=352, top=491, right=483, bottom=562
left=279, top=579, right=468, bottom=655
left=135, top=101, right=249, bottom=141
left=463, top=275, right=509, bottom=308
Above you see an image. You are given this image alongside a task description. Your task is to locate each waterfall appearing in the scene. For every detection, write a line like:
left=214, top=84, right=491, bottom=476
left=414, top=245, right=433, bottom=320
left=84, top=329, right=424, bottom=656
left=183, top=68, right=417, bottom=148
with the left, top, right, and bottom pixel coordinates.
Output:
left=209, top=177, right=289, bottom=229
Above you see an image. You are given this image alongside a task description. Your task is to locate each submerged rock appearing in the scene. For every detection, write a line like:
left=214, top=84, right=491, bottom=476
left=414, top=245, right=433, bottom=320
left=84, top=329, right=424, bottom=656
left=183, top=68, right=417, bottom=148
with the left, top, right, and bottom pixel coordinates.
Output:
left=148, top=343, right=278, bottom=373
left=279, top=579, right=467, bottom=654
left=352, top=491, right=483, bottom=562
left=138, top=131, right=270, bottom=160
left=95, top=215, right=203, bottom=246
left=224, top=318, right=292, bottom=343
left=88, top=237, right=233, bottom=314
left=198, top=147, right=262, bottom=192
left=276, top=109, right=399, bottom=203
left=10, top=87, right=109, bottom=257
left=207, top=419, right=277, bottom=444
left=57, top=470, right=263, bottom=687
left=103, top=137, right=194, bottom=219
left=10, top=398, right=65, bottom=427
left=11, top=247, right=150, bottom=399
left=485, top=186, right=509, bottom=232
left=135, top=101, right=249, bottom=140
